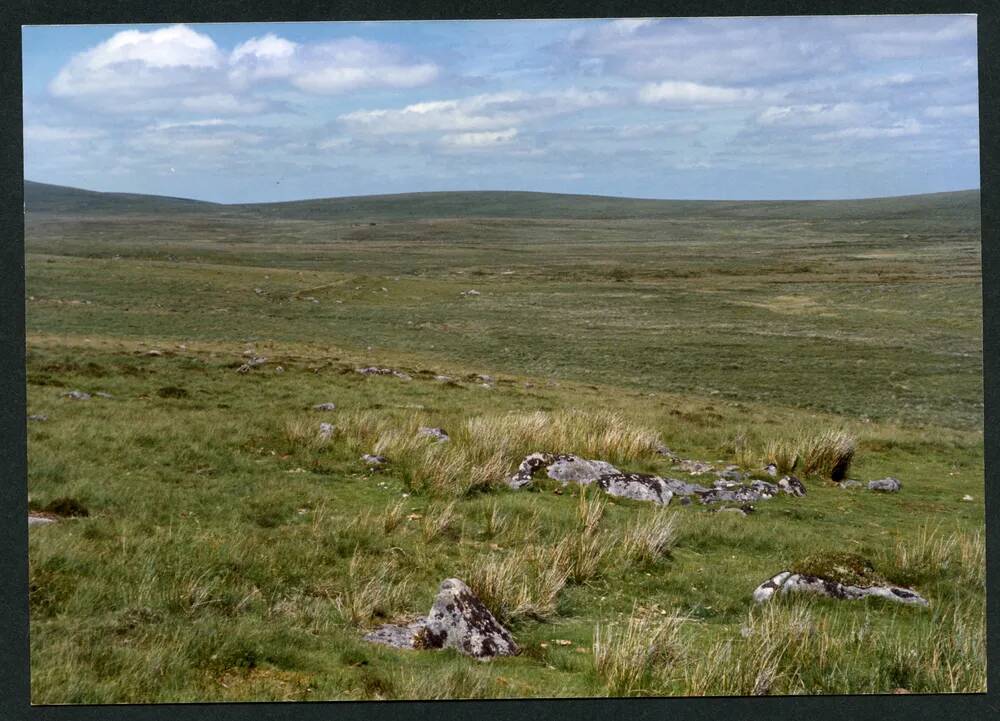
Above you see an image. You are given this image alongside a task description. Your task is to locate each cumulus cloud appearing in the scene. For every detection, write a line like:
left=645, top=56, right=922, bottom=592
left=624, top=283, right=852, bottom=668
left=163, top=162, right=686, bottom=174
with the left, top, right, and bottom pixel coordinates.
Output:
left=756, top=102, right=879, bottom=128
left=340, top=88, right=614, bottom=135
left=815, top=119, right=922, bottom=141
left=47, top=24, right=440, bottom=115
left=638, top=80, right=760, bottom=106
left=441, top=128, right=518, bottom=149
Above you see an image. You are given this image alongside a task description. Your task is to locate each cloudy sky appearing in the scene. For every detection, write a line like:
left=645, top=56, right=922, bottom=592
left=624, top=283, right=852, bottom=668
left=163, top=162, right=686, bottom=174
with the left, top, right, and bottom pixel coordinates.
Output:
left=22, top=15, right=979, bottom=203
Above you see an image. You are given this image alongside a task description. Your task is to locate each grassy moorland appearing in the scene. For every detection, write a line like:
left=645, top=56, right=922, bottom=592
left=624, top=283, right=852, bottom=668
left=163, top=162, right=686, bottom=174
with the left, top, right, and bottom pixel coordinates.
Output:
left=24, top=181, right=984, bottom=702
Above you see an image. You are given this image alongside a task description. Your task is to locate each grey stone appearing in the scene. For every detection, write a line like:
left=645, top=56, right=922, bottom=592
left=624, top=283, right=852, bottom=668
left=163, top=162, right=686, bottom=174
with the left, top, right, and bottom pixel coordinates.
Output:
left=545, top=456, right=620, bottom=485
left=839, top=480, right=863, bottom=489
left=418, top=578, right=518, bottom=660
left=318, top=423, right=335, bottom=441
left=752, top=570, right=928, bottom=607
left=363, top=454, right=387, bottom=467
left=868, top=477, right=902, bottom=493
left=312, top=402, right=337, bottom=411
left=777, top=475, right=807, bottom=496
left=357, top=367, right=412, bottom=381
left=418, top=427, right=450, bottom=442
left=763, top=464, right=778, bottom=477
left=28, top=515, right=56, bottom=526
left=461, top=290, right=481, bottom=296
left=597, top=473, right=673, bottom=505
left=434, top=375, right=454, bottom=382
left=28, top=414, right=48, bottom=422
left=662, top=478, right=711, bottom=496
left=507, top=452, right=553, bottom=489
left=62, top=390, right=91, bottom=400
left=364, top=618, right=428, bottom=649
left=94, top=392, right=114, bottom=399
left=678, top=459, right=714, bottom=475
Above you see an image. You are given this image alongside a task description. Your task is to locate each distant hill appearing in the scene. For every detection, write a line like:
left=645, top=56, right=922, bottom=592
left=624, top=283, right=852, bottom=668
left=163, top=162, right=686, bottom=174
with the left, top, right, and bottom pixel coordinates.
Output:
left=24, top=180, right=981, bottom=226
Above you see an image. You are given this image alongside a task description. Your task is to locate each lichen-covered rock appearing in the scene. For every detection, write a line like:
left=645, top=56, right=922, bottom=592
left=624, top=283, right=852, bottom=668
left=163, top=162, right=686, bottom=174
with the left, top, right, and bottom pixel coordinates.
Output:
left=763, top=464, right=778, bottom=477
left=364, top=618, right=429, bottom=649
left=597, top=473, right=673, bottom=505
left=698, top=479, right=778, bottom=504
left=419, top=578, right=518, bottom=660
left=545, top=456, right=619, bottom=485
left=662, top=478, right=712, bottom=497
left=868, top=477, right=902, bottom=493
left=752, top=570, right=928, bottom=606
left=777, top=475, right=807, bottom=496
left=357, top=367, right=412, bottom=381
left=678, top=459, right=714, bottom=475
left=418, top=426, right=450, bottom=442
left=362, top=454, right=387, bottom=467
left=839, top=480, right=863, bottom=489
left=318, top=423, right=334, bottom=441
left=507, top=452, right=553, bottom=489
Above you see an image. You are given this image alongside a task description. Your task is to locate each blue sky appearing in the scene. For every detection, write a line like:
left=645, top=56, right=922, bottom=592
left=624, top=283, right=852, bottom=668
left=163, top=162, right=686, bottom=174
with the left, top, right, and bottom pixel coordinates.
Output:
left=22, top=16, right=980, bottom=203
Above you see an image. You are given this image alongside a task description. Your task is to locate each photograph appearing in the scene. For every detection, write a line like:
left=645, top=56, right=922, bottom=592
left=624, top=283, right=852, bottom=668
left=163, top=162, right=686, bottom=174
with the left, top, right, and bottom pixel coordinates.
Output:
left=21, top=13, right=985, bottom=702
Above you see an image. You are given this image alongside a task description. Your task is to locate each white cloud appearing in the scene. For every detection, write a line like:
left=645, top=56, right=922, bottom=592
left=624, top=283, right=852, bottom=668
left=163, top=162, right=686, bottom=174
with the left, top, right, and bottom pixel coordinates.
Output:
left=618, top=122, right=704, bottom=138
left=815, top=119, right=922, bottom=141
left=50, top=25, right=224, bottom=99
left=638, top=81, right=759, bottom=106
left=441, top=128, right=518, bottom=148
left=924, top=103, right=978, bottom=119
left=340, top=88, right=614, bottom=135
left=756, top=102, right=876, bottom=128
left=179, top=93, right=269, bottom=114
left=23, top=124, right=105, bottom=142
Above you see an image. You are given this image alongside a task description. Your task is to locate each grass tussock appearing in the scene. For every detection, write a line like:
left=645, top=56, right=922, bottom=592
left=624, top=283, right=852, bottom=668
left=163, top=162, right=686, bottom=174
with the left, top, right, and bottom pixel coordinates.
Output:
left=800, top=430, right=856, bottom=481
left=464, top=546, right=568, bottom=624
left=421, top=502, right=459, bottom=542
left=617, top=510, right=679, bottom=567
left=334, top=553, right=411, bottom=627
left=731, top=429, right=855, bottom=480
left=593, top=605, right=686, bottom=696
left=882, top=525, right=985, bottom=587
left=763, top=438, right=800, bottom=474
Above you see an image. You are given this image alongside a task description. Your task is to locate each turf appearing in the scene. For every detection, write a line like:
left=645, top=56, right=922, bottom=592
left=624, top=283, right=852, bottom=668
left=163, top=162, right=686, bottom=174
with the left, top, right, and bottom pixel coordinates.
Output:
left=24, top=183, right=985, bottom=701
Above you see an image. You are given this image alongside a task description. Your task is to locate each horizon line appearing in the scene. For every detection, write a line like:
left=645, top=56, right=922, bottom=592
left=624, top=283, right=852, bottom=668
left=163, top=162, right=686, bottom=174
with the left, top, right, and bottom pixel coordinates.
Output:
left=23, top=177, right=983, bottom=207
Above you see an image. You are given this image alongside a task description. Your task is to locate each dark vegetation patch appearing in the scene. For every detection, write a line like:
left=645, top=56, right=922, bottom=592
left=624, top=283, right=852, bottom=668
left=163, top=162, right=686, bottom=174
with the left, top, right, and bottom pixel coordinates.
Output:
left=157, top=386, right=190, bottom=399
left=40, top=497, right=90, bottom=518
left=791, top=552, right=885, bottom=588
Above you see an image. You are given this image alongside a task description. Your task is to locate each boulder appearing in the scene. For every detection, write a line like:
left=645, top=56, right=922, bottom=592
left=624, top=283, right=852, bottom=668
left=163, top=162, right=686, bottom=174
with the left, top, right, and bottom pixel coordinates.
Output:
left=418, top=578, right=518, bottom=660
left=752, top=570, right=928, bottom=607
left=418, top=427, right=450, bottom=442
left=507, top=452, right=553, bottom=489
left=597, top=473, right=673, bottom=505
left=777, top=475, right=807, bottom=496
left=662, top=478, right=712, bottom=497
left=363, top=618, right=429, bottom=649
left=545, top=456, right=619, bottom=485
left=868, top=478, right=901, bottom=493
left=318, top=423, right=335, bottom=441
left=312, top=402, right=337, bottom=411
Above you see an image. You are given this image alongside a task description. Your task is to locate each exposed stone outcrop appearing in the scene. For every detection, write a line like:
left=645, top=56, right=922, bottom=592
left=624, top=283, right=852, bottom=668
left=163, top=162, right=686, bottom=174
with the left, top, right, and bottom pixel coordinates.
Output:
left=597, top=473, right=673, bottom=505
left=365, top=578, right=517, bottom=661
left=356, top=367, right=412, bottom=381
left=752, top=570, right=928, bottom=607
left=418, top=427, right=450, bottom=442
left=868, top=477, right=902, bottom=493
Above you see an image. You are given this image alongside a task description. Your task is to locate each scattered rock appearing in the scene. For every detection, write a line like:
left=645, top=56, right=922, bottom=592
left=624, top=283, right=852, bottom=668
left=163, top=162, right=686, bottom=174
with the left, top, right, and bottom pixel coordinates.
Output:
left=363, top=454, right=387, bottom=467
left=357, top=367, right=412, bottom=381
left=697, top=479, right=787, bottom=505
left=434, top=375, right=454, bottom=382
left=62, top=390, right=91, bottom=400
left=597, top=473, right=673, bottom=505
left=28, top=514, right=57, bottom=526
left=752, top=570, right=928, bottom=607
left=713, top=505, right=753, bottom=516
left=318, top=423, right=335, bottom=441
left=461, top=290, right=481, bottom=296
left=312, top=402, right=337, bottom=411
left=275, top=366, right=285, bottom=373
left=962, top=494, right=974, bottom=502
left=507, top=452, right=553, bottom=489
left=716, top=468, right=744, bottom=482
left=28, top=414, right=48, bottom=422
left=144, top=349, right=163, bottom=357
left=839, top=480, right=863, bottom=489
left=418, top=427, right=450, bottom=443
left=364, top=618, right=429, bottom=649
left=417, top=578, right=518, bottom=660
left=868, top=477, right=901, bottom=493
left=476, top=374, right=494, bottom=384
left=545, top=456, right=620, bottom=485
left=678, top=459, right=714, bottom=475
left=94, top=392, right=114, bottom=399
left=777, top=475, right=807, bottom=497
left=763, top=464, right=778, bottom=477
left=655, top=444, right=678, bottom=460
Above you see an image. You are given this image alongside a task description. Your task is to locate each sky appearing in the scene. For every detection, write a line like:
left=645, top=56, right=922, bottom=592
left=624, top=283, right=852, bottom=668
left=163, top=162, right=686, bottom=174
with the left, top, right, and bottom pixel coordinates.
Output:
left=22, top=15, right=980, bottom=203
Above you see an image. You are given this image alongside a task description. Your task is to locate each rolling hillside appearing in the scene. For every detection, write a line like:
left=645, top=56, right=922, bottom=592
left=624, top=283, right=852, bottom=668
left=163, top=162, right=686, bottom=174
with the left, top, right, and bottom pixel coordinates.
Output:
left=24, top=180, right=981, bottom=227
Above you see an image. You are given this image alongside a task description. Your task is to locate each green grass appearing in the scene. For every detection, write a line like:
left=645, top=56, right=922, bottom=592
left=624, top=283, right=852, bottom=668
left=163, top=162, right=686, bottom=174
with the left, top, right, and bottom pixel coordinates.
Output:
left=25, top=184, right=984, bottom=701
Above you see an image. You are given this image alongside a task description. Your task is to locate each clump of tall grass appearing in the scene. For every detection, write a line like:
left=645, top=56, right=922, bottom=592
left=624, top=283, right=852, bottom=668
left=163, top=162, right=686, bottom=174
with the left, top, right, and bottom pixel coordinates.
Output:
left=464, top=546, right=568, bottom=624
left=617, top=510, right=679, bottom=567
left=556, top=533, right=609, bottom=585
left=334, top=553, right=411, bottom=626
left=282, top=418, right=332, bottom=452
left=593, top=605, right=686, bottom=696
left=800, top=430, right=856, bottom=480
left=421, top=501, right=459, bottom=542
left=763, top=438, right=799, bottom=474
left=577, top=489, right=606, bottom=536
left=483, top=501, right=509, bottom=538
left=881, top=525, right=985, bottom=587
